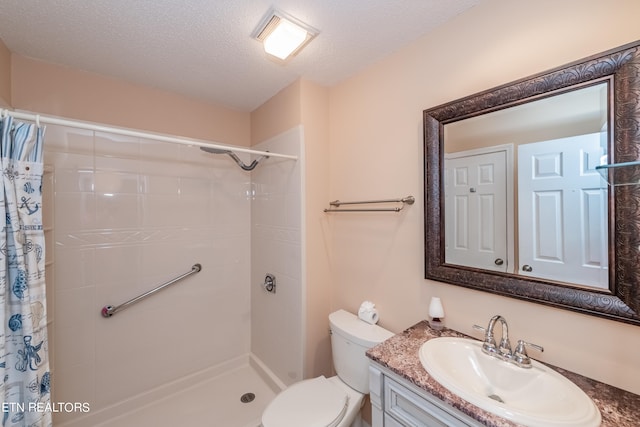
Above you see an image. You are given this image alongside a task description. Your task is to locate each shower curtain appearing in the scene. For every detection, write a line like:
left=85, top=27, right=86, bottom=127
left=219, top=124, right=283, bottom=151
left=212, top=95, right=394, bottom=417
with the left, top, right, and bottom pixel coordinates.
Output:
left=0, top=116, right=51, bottom=427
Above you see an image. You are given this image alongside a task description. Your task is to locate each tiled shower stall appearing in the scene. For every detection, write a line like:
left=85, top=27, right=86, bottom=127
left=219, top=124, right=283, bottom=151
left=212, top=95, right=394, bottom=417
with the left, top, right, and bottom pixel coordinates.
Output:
left=43, top=121, right=303, bottom=426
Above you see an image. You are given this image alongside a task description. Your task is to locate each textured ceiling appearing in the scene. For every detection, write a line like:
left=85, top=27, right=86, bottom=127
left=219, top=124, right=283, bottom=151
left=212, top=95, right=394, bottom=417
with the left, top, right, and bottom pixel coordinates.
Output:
left=0, top=0, right=480, bottom=112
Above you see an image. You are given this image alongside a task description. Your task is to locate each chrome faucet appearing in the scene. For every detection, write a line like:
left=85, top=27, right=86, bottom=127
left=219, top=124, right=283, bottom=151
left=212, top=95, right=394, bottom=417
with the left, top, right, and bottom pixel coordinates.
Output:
left=474, top=315, right=512, bottom=358
left=473, top=315, right=544, bottom=368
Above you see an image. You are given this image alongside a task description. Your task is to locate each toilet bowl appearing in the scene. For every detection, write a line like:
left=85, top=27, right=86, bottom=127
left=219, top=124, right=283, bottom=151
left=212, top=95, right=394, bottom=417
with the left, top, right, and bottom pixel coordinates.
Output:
left=261, top=309, right=394, bottom=427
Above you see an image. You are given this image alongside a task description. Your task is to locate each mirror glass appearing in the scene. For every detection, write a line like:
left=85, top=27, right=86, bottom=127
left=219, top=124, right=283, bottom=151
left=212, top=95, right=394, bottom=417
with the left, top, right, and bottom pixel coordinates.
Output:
left=424, top=40, right=640, bottom=325
left=443, top=83, right=609, bottom=289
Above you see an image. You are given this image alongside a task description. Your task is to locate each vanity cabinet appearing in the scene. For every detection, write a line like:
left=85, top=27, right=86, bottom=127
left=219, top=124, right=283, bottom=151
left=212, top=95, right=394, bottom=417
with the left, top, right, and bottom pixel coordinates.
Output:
left=369, top=363, right=483, bottom=427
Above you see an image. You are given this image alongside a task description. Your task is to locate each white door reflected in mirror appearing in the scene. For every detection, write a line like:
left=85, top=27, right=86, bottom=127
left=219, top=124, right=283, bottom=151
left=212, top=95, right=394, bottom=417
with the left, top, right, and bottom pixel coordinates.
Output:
left=445, top=146, right=511, bottom=273
left=517, top=134, right=608, bottom=289
left=443, top=83, right=609, bottom=290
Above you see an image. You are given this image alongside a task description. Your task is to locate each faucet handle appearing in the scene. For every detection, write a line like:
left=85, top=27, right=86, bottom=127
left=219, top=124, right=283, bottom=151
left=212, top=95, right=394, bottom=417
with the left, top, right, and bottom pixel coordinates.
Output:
left=472, top=324, right=486, bottom=334
left=513, top=339, right=544, bottom=368
left=515, top=339, right=544, bottom=354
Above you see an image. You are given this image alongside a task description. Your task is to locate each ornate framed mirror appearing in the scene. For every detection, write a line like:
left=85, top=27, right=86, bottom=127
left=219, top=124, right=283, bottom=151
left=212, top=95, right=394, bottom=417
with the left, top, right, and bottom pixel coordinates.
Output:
left=424, top=40, right=640, bottom=325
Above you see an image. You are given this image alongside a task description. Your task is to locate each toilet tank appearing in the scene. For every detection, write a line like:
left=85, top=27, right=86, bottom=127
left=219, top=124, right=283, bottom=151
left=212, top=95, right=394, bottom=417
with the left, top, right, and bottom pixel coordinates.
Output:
left=329, top=309, right=394, bottom=394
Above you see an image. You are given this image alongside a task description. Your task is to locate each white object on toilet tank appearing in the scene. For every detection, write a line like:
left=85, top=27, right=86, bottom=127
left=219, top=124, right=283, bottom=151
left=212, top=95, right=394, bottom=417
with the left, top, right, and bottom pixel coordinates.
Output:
left=329, top=309, right=394, bottom=394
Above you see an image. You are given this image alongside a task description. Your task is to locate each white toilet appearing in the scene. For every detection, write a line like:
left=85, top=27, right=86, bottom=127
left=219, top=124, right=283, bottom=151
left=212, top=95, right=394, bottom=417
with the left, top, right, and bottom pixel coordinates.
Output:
left=261, top=309, right=394, bottom=427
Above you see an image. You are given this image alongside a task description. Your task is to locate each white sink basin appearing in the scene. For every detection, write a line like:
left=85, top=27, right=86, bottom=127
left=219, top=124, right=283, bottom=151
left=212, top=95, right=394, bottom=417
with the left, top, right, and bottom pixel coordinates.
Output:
left=419, top=337, right=601, bottom=427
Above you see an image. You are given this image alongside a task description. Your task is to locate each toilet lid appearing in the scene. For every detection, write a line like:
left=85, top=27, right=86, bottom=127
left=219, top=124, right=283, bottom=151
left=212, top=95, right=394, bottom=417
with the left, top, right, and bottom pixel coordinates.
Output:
left=262, top=376, right=349, bottom=427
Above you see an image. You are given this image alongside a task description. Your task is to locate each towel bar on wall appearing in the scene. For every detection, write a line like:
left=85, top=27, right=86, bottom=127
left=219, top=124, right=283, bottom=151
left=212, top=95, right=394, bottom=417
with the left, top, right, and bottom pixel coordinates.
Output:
left=101, top=263, right=202, bottom=318
left=324, top=195, right=415, bottom=212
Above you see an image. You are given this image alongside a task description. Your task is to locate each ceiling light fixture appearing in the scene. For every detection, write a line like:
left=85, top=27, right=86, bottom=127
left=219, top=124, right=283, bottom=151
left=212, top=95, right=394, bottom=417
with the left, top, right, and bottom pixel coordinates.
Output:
left=253, top=9, right=318, bottom=61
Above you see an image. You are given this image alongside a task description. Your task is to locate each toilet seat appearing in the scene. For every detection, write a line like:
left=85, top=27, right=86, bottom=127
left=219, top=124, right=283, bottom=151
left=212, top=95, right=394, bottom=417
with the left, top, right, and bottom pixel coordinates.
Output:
left=262, top=376, right=349, bottom=427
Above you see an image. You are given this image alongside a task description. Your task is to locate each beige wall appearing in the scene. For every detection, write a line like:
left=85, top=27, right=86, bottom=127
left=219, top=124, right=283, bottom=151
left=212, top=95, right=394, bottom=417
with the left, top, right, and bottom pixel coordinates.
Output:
left=250, top=80, right=302, bottom=145
left=11, top=55, right=250, bottom=146
left=0, top=38, right=10, bottom=107
left=299, top=80, right=332, bottom=379
left=328, top=0, right=640, bottom=395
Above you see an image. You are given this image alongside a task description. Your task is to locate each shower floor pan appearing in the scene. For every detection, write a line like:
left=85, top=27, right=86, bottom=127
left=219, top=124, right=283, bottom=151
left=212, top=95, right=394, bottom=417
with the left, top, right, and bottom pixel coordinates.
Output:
left=62, top=355, right=281, bottom=427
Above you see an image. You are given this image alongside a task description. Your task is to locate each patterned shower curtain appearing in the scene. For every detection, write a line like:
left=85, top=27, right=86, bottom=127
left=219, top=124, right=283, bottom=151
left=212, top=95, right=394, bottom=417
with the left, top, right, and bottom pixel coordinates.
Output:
left=0, top=116, right=51, bottom=427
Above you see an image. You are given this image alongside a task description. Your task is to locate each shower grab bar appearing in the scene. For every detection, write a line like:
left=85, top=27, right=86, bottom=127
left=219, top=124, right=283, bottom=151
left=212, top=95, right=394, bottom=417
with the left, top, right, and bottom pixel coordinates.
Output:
left=101, top=263, right=202, bottom=318
left=324, top=195, right=415, bottom=212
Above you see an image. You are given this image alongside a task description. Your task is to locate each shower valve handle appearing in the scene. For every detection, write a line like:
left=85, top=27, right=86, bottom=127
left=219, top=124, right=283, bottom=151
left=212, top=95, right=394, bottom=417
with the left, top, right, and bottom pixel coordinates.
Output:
left=263, top=274, right=276, bottom=294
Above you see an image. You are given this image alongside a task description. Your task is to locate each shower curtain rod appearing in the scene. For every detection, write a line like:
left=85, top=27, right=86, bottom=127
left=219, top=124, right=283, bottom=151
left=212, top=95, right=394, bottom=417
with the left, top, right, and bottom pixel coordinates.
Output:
left=2, top=110, right=298, bottom=160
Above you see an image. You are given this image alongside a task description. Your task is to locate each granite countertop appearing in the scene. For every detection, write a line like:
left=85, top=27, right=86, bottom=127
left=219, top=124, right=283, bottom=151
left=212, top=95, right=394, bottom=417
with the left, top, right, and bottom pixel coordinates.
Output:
left=366, top=320, right=640, bottom=427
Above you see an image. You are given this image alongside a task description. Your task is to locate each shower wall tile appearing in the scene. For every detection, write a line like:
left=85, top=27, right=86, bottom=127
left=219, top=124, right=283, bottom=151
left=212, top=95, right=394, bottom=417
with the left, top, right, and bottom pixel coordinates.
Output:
left=180, top=176, right=213, bottom=196
left=179, top=144, right=212, bottom=164
left=139, top=137, right=181, bottom=160
left=94, top=171, right=140, bottom=194
left=140, top=195, right=183, bottom=227
left=93, top=245, right=143, bottom=286
left=54, top=287, right=96, bottom=365
left=251, top=126, right=304, bottom=386
left=179, top=195, right=212, bottom=226
left=54, top=247, right=95, bottom=291
left=52, top=362, right=95, bottom=424
left=55, top=193, right=96, bottom=231
left=55, top=169, right=94, bottom=192
left=95, top=193, right=141, bottom=229
left=95, top=155, right=140, bottom=174
left=45, top=125, right=94, bottom=153
left=137, top=158, right=181, bottom=179
left=139, top=175, right=180, bottom=195
left=44, top=152, right=93, bottom=174
left=172, top=163, right=214, bottom=181
left=140, top=241, right=196, bottom=274
left=47, top=125, right=254, bottom=421
left=95, top=132, right=140, bottom=158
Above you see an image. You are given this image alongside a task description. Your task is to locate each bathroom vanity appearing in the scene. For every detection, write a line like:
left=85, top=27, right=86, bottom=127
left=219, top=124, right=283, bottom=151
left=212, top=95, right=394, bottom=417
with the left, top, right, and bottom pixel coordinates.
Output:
left=369, top=362, right=483, bottom=427
left=367, top=321, right=640, bottom=427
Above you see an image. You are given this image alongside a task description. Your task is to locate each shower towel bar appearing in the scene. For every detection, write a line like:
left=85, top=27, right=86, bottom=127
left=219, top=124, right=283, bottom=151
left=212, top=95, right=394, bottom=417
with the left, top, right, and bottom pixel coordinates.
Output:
left=324, top=195, right=415, bottom=212
left=101, top=263, right=202, bottom=318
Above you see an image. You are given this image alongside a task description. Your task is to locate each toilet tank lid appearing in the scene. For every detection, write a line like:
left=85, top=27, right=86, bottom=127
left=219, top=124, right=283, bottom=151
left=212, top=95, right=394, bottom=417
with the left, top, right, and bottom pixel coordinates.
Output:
left=329, top=309, right=394, bottom=347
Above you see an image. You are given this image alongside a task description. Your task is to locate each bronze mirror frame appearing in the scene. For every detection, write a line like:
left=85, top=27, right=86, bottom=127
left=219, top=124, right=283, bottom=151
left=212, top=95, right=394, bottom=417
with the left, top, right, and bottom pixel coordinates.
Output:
left=424, top=40, right=640, bottom=325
